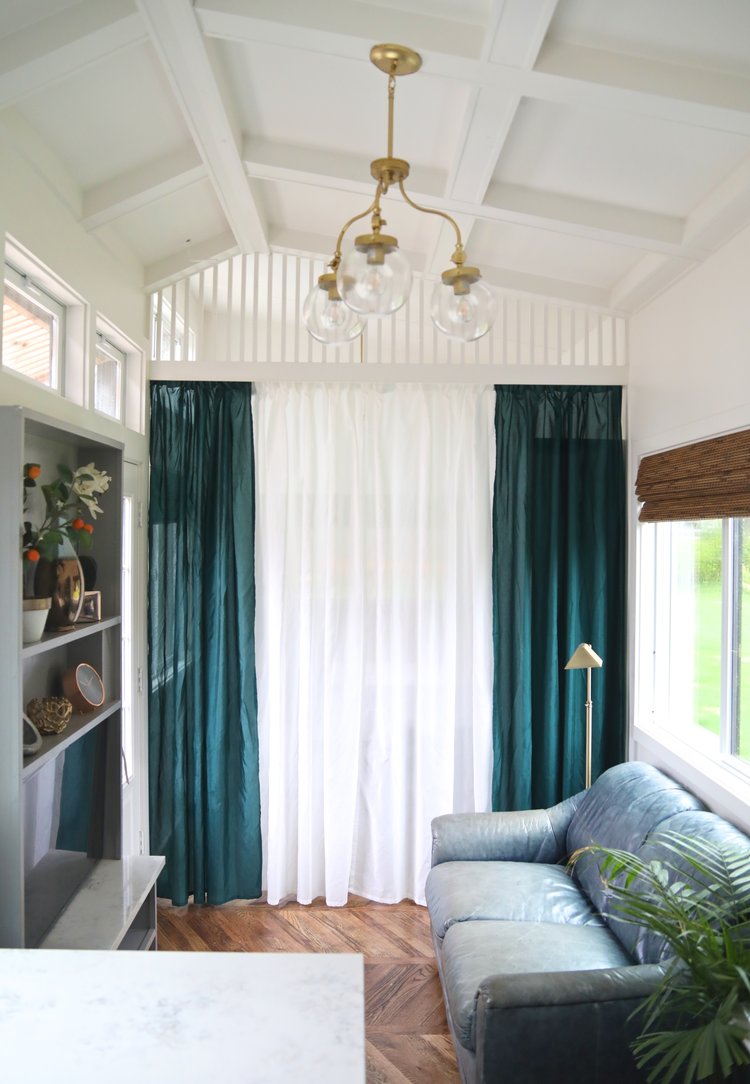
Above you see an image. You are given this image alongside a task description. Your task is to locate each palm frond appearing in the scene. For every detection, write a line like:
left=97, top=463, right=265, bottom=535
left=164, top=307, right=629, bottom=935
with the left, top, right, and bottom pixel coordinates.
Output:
left=571, top=831, right=750, bottom=1083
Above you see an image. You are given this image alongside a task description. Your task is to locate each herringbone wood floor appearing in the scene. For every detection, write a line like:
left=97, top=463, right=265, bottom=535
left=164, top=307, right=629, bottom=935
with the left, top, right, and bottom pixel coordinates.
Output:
left=157, top=896, right=460, bottom=1083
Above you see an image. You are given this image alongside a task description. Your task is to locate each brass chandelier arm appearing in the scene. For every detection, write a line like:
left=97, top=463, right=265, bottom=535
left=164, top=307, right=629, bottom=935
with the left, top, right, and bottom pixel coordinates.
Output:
left=330, top=185, right=385, bottom=268
left=396, top=180, right=465, bottom=261
left=387, top=73, right=396, bottom=159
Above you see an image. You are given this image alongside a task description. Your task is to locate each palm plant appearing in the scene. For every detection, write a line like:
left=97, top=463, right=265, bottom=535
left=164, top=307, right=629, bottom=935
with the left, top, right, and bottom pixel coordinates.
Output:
left=572, top=831, right=750, bottom=1084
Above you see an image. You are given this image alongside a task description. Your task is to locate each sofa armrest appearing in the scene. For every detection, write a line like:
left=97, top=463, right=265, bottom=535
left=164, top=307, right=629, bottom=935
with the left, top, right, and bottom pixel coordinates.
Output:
left=474, top=964, right=664, bottom=1084
left=430, top=793, right=583, bottom=867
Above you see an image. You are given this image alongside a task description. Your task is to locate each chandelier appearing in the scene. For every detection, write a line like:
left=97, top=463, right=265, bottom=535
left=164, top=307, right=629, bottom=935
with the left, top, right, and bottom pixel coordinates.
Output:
left=302, top=44, right=497, bottom=347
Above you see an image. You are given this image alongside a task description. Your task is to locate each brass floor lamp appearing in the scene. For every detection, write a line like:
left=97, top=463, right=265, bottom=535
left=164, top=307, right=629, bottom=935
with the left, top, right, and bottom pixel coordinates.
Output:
left=564, top=643, right=603, bottom=789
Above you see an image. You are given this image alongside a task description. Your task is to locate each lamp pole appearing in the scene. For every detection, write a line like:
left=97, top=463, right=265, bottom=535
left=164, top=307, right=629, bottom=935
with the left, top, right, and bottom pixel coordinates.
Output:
left=585, top=665, right=593, bottom=790
left=564, top=643, right=603, bottom=791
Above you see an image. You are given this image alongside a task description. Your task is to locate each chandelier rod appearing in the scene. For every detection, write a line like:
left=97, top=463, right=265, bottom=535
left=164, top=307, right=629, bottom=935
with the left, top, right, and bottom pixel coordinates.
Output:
left=387, top=73, right=396, bottom=159
left=396, top=179, right=465, bottom=262
left=325, top=187, right=383, bottom=270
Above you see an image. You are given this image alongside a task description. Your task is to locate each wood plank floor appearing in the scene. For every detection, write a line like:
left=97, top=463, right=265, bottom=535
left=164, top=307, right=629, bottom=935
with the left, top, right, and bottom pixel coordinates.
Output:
left=157, top=896, right=460, bottom=1083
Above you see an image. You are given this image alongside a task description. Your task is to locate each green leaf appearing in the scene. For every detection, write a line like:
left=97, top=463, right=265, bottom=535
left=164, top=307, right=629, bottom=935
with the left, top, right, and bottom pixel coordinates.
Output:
left=57, top=463, right=74, bottom=482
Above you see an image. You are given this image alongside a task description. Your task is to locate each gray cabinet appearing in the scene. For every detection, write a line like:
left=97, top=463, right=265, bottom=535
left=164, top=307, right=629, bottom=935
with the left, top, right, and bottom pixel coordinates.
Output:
left=0, top=406, right=162, bottom=949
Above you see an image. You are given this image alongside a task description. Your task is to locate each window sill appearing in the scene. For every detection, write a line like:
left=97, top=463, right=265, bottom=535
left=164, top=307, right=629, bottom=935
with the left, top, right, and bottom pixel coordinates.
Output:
left=631, top=722, right=750, bottom=834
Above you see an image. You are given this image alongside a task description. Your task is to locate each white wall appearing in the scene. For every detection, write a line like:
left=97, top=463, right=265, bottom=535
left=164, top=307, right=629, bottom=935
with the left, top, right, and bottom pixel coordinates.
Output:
left=628, top=222, right=750, bottom=829
left=0, top=117, right=150, bottom=857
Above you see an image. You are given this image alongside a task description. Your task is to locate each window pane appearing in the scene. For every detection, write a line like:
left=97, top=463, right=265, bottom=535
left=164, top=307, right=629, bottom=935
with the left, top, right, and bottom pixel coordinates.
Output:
left=693, top=520, right=723, bottom=737
left=661, top=520, right=722, bottom=740
left=94, top=345, right=122, bottom=419
left=734, top=517, right=750, bottom=761
left=2, top=280, right=57, bottom=385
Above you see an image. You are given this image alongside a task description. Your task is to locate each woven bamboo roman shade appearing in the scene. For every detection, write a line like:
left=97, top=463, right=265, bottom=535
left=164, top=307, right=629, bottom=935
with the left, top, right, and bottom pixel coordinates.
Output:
left=635, top=428, right=750, bottom=522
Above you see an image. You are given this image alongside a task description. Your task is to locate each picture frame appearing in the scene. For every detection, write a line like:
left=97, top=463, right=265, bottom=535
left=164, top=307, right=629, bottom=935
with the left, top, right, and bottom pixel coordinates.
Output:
left=79, top=590, right=102, bottom=623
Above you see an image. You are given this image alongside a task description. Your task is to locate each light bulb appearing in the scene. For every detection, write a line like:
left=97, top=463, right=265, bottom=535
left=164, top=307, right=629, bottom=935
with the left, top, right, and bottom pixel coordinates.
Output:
left=320, top=299, right=347, bottom=330
left=338, top=245, right=412, bottom=316
left=448, top=294, right=476, bottom=325
left=302, top=278, right=364, bottom=345
left=431, top=277, right=496, bottom=342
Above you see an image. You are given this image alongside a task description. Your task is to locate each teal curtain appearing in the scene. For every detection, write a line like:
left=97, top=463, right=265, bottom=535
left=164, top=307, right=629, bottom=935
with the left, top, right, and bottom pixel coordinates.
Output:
left=492, top=385, right=626, bottom=811
left=148, top=382, right=261, bottom=905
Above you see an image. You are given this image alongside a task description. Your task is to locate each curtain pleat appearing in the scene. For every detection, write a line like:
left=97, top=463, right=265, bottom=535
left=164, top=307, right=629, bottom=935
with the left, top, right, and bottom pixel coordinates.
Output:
left=253, top=382, right=494, bottom=906
left=491, top=385, right=626, bottom=810
left=148, top=381, right=262, bottom=905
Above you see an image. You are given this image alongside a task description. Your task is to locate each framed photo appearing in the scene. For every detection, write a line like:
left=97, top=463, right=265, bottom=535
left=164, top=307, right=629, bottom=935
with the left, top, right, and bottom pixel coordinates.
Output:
left=79, top=590, right=102, bottom=623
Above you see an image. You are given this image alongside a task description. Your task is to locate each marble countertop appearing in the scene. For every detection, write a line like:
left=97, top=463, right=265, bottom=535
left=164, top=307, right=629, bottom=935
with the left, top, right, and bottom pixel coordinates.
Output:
left=0, top=949, right=365, bottom=1082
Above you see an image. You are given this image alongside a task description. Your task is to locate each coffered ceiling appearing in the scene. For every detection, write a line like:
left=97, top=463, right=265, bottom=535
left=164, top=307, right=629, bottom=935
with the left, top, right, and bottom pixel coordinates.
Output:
left=2, top=0, right=750, bottom=312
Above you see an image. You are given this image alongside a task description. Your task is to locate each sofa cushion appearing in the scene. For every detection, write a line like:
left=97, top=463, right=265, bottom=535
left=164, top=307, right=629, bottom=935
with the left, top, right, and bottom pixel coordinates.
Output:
left=440, top=919, right=632, bottom=1052
left=613, top=809, right=750, bottom=965
left=567, top=762, right=705, bottom=937
left=425, top=860, right=603, bottom=941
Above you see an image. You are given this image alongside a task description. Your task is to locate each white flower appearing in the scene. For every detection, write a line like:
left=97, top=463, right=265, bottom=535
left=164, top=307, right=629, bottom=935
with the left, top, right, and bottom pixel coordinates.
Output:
left=71, top=463, right=111, bottom=500
left=70, top=463, right=111, bottom=520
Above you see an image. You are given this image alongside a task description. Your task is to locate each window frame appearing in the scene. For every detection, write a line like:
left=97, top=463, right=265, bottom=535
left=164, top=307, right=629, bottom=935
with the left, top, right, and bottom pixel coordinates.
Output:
left=94, top=330, right=125, bottom=421
left=635, top=514, right=750, bottom=778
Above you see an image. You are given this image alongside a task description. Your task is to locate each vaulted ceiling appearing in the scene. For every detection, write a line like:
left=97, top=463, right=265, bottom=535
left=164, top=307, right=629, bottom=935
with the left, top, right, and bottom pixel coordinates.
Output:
left=3, top=0, right=750, bottom=313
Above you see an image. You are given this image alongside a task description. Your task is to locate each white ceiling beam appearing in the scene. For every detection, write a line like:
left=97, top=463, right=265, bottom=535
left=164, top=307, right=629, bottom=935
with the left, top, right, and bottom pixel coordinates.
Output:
left=136, top=0, right=267, bottom=254
left=484, top=182, right=685, bottom=252
left=196, top=0, right=485, bottom=61
left=0, top=0, right=146, bottom=108
left=681, top=154, right=750, bottom=255
left=82, top=146, right=206, bottom=230
left=242, top=137, right=446, bottom=200
left=242, top=138, right=687, bottom=255
left=610, top=152, right=750, bottom=312
left=480, top=265, right=612, bottom=309
left=430, top=0, right=560, bottom=273
left=144, top=230, right=239, bottom=291
left=536, top=41, right=750, bottom=130
left=609, top=252, right=698, bottom=313
left=197, top=3, right=750, bottom=136
left=447, top=0, right=560, bottom=204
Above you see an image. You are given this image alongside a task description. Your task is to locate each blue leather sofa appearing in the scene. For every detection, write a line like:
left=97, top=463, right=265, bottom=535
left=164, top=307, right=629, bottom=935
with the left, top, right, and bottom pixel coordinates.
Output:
left=426, top=761, right=750, bottom=1084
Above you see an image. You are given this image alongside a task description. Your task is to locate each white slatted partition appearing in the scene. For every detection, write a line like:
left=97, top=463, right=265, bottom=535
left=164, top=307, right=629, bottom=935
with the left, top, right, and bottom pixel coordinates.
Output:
left=149, top=253, right=627, bottom=377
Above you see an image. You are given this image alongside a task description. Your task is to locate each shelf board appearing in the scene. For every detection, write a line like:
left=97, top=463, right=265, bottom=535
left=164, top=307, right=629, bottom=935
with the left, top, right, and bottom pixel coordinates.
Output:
left=22, top=615, right=121, bottom=658
left=22, top=699, right=121, bottom=779
left=38, top=855, right=165, bottom=950
left=118, top=926, right=157, bottom=952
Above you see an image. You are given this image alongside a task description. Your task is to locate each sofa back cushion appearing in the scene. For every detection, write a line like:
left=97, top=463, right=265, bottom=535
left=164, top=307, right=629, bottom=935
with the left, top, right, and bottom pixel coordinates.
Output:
left=621, top=810, right=750, bottom=964
left=567, top=762, right=704, bottom=943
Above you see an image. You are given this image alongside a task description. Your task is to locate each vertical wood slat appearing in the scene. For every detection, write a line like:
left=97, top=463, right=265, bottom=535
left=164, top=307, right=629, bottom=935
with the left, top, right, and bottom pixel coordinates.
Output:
left=168, top=283, right=176, bottom=362
left=280, top=253, right=287, bottom=365
left=239, top=255, right=247, bottom=364
left=183, top=273, right=191, bottom=362
left=155, top=289, right=163, bottom=362
left=226, top=257, right=234, bottom=363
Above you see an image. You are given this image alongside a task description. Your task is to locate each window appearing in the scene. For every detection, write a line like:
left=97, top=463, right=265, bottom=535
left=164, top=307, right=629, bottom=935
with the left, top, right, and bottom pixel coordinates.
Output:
left=638, top=516, right=750, bottom=765
left=2, top=261, right=65, bottom=388
left=94, top=333, right=124, bottom=420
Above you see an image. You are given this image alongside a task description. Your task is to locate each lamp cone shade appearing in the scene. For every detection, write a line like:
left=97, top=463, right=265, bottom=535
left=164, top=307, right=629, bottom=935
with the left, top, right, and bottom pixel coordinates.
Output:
left=565, top=643, right=603, bottom=670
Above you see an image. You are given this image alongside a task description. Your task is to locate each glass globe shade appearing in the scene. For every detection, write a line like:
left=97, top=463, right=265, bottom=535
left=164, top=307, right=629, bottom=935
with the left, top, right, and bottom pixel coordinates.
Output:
left=337, top=246, right=412, bottom=316
left=302, top=282, right=364, bottom=345
left=430, top=278, right=496, bottom=342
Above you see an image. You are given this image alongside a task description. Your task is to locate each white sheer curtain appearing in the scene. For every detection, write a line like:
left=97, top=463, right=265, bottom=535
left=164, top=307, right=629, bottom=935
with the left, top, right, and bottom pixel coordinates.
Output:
left=253, top=382, right=494, bottom=906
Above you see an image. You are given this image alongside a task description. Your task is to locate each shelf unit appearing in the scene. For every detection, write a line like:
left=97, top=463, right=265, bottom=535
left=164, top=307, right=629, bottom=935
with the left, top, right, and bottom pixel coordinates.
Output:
left=0, top=406, right=163, bottom=949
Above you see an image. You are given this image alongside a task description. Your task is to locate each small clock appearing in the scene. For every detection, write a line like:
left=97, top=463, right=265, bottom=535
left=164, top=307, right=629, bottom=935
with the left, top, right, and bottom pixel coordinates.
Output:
left=62, top=663, right=106, bottom=713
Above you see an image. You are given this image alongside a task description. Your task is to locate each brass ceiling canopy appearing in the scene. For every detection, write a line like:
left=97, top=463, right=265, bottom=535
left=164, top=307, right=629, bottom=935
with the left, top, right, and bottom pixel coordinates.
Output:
left=369, top=43, right=422, bottom=77
left=301, top=43, right=497, bottom=347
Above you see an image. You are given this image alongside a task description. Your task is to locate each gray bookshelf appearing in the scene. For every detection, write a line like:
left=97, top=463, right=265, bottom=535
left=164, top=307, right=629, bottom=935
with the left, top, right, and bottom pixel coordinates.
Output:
left=0, top=405, right=162, bottom=949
